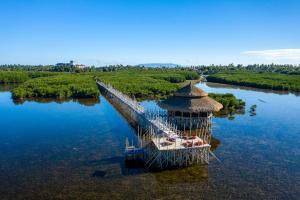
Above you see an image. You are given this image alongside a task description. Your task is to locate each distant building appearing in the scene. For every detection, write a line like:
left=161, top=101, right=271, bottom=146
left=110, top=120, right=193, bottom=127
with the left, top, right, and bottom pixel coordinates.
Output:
left=55, top=60, right=85, bottom=69
left=74, top=64, right=85, bottom=69
left=55, top=60, right=74, bottom=67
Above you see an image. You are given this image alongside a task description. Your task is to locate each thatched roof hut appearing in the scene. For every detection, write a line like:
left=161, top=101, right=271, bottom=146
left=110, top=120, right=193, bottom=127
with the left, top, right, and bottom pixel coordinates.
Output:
left=159, top=83, right=223, bottom=113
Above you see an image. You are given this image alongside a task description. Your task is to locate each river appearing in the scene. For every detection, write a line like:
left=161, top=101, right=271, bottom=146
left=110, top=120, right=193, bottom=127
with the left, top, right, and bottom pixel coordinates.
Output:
left=0, top=82, right=299, bottom=200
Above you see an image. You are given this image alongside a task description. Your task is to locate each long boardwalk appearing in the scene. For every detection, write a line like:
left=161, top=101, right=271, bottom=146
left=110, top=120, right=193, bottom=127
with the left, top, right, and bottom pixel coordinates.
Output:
left=97, top=80, right=211, bottom=169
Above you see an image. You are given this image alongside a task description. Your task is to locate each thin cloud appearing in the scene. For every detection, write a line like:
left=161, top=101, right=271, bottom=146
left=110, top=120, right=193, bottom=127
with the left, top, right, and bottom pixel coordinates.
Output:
left=242, top=49, right=300, bottom=60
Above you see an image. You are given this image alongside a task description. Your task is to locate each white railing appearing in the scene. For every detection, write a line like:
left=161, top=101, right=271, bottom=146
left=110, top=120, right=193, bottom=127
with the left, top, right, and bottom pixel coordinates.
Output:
left=97, top=80, right=179, bottom=136
left=97, top=81, right=145, bottom=113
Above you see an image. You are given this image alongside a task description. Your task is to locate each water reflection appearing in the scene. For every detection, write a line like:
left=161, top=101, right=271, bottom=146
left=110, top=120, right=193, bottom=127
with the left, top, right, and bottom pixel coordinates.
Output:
left=0, top=83, right=100, bottom=106
left=13, top=97, right=100, bottom=106
left=213, top=108, right=246, bottom=119
left=249, top=105, right=257, bottom=116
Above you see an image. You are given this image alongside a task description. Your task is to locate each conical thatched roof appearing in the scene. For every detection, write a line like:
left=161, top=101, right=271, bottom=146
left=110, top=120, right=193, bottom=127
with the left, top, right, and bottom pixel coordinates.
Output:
left=159, top=83, right=223, bottom=112
left=175, top=82, right=208, bottom=97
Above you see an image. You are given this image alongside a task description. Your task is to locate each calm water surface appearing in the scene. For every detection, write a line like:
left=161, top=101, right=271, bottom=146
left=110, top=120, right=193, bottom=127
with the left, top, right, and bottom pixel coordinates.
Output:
left=0, top=82, right=299, bottom=200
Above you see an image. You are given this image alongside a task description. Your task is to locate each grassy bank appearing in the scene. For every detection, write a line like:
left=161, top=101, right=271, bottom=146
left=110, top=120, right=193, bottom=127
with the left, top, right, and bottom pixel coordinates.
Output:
left=207, top=71, right=300, bottom=92
left=12, top=74, right=99, bottom=99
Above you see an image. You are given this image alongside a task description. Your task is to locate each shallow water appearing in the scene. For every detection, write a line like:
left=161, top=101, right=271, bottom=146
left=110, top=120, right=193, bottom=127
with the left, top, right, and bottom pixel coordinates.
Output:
left=0, top=83, right=299, bottom=200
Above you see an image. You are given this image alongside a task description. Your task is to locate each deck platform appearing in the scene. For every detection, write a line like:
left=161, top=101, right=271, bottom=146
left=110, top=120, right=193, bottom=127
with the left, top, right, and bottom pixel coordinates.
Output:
left=152, top=136, right=210, bottom=151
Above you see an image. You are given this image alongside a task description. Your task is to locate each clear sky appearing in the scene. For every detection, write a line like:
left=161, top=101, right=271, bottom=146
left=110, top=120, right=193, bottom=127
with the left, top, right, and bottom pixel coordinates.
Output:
left=0, top=0, right=300, bottom=66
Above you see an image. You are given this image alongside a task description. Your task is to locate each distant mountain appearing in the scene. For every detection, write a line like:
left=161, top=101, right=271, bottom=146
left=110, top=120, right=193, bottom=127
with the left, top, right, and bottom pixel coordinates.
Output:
left=137, top=63, right=180, bottom=68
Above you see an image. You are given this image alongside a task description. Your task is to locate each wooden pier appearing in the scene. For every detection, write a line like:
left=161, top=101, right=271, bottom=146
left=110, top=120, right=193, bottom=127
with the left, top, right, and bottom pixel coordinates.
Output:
left=97, top=80, right=212, bottom=169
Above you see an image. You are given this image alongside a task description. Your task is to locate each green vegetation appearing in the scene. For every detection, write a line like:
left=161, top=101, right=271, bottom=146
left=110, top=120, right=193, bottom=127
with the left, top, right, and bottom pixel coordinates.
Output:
left=95, top=69, right=244, bottom=111
left=207, top=71, right=300, bottom=92
left=195, top=64, right=300, bottom=92
left=2, top=63, right=300, bottom=75
left=95, top=68, right=200, bottom=100
left=12, top=74, right=99, bottom=99
left=0, top=71, right=58, bottom=83
left=0, top=64, right=83, bottom=72
left=0, top=71, right=29, bottom=83
left=2, top=63, right=299, bottom=92
left=206, top=93, right=246, bottom=118
left=195, top=63, right=300, bottom=75
left=208, top=93, right=245, bottom=110
left=0, top=68, right=245, bottom=112
left=0, top=69, right=199, bottom=101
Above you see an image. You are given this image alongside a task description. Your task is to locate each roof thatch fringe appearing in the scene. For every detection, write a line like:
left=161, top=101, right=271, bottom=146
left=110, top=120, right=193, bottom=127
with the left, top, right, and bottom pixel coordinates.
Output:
left=160, top=83, right=223, bottom=112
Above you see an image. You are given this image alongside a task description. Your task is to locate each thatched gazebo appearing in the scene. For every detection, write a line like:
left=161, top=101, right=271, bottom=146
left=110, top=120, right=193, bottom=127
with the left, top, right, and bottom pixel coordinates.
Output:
left=159, top=82, right=223, bottom=129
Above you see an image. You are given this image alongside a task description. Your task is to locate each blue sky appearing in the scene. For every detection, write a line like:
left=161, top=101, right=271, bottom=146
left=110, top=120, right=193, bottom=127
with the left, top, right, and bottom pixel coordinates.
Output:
left=0, top=0, right=300, bottom=66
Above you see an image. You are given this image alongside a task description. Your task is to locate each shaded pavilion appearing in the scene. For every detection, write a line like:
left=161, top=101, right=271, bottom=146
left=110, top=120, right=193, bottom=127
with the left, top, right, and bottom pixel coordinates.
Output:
left=159, top=82, right=223, bottom=129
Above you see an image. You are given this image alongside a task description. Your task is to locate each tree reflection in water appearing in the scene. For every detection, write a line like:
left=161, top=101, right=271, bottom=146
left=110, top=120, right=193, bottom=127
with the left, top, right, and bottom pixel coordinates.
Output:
left=13, top=97, right=100, bottom=106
